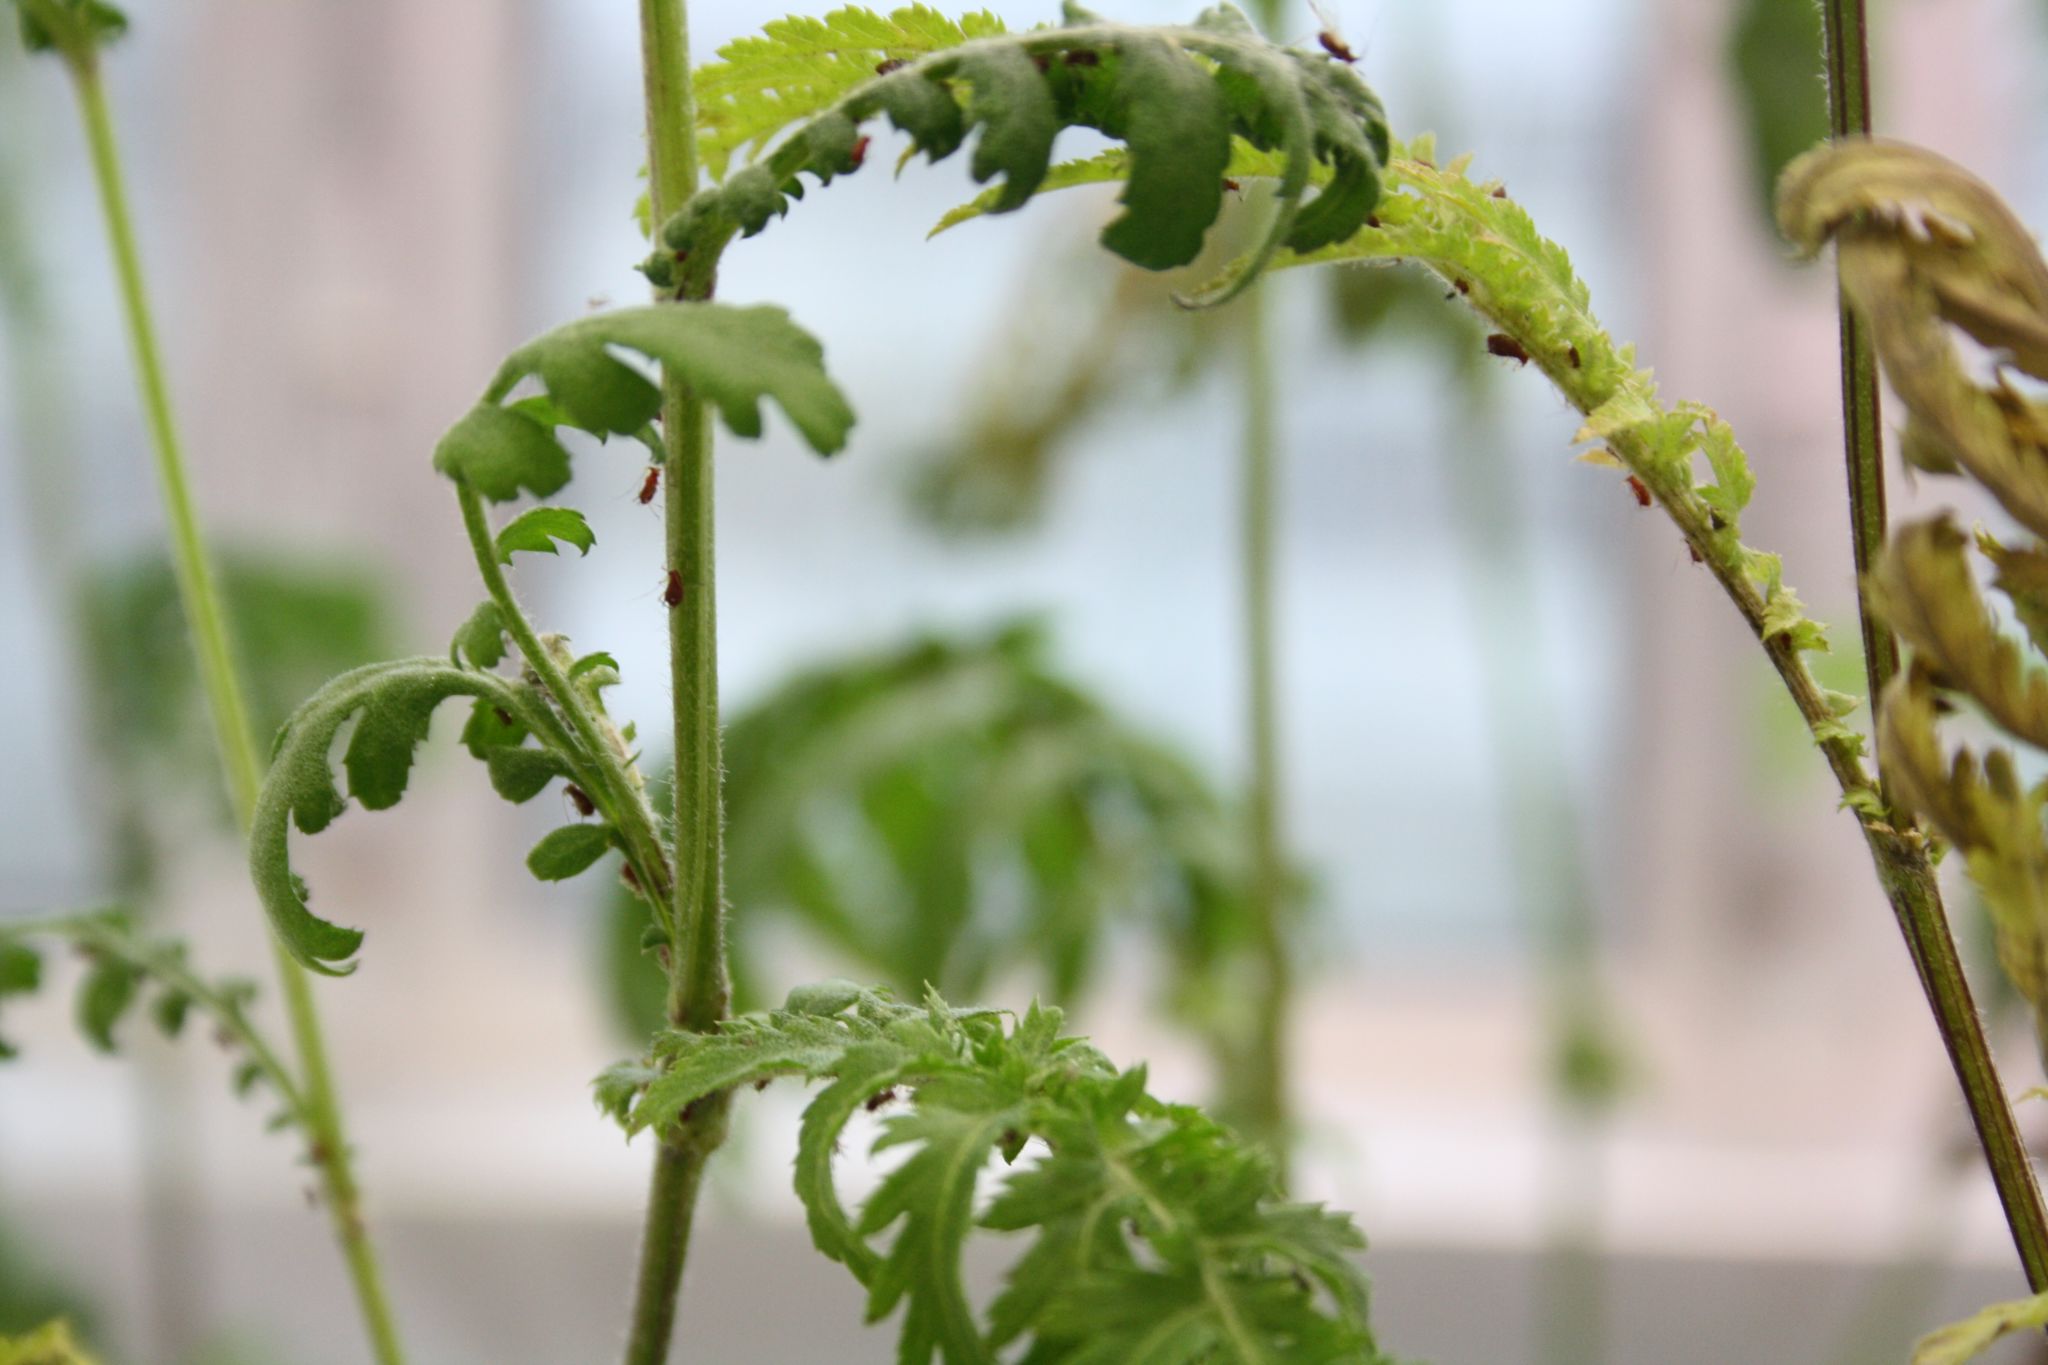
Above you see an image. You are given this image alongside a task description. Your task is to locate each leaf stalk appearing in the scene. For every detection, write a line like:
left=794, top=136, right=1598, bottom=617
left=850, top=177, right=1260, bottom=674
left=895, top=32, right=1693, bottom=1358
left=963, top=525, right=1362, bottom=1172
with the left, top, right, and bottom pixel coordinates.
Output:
left=66, top=51, right=407, bottom=1365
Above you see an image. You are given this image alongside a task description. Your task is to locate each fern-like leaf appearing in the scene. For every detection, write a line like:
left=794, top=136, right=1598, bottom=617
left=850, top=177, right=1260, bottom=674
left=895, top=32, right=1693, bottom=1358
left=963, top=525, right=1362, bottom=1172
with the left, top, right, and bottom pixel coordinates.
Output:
left=650, top=5, right=1389, bottom=305
left=436, top=304, right=855, bottom=504
left=250, top=658, right=596, bottom=973
left=598, top=982, right=1385, bottom=1364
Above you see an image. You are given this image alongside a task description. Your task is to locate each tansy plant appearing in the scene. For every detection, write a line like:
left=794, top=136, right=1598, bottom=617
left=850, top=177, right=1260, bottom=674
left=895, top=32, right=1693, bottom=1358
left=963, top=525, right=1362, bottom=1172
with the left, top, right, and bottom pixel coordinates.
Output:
left=9, top=0, right=2048, bottom=1361
left=3, top=1, right=1397, bottom=1362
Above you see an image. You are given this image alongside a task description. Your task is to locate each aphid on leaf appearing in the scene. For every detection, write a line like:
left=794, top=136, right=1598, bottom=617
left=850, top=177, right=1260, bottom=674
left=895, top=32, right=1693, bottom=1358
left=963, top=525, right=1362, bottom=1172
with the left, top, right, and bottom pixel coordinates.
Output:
left=566, top=784, right=596, bottom=817
left=1707, top=509, right=1727, bottom=531
left=874, top=57, right=906, bottom=75
left=620, top=863, right=642, bottom=895
left=1222, top=177, right=1241, bottom=194
left=664, top=570, right=684, bottom=608
left=1491, top=186, right=1508, bottom=199
left=1688, top=543, right=1705, bottom=565
left=753, top=1077, right=772, bottom=1092
left=637, top=465, right=661, bottom=505
left=1566, top=343, right=1582, bottom=368
left=494, top=707, right=514, bottom=727
left=1485, top=333, right=1530, bottom=365
left=1625, top=475, right=1651, bottom=507
left=864, top=1087, right=898, bottom=1112
left=849, top=135, right=870, bottom=171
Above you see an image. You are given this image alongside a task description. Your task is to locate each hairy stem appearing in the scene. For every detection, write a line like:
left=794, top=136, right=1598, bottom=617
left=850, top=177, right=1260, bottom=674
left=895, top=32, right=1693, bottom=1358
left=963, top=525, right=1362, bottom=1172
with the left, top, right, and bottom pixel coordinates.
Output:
left=622, top=1, right=732, bottom=1359
left=1820, top=0, right=1900, bottom=797
left=454, top=484, right=676, bottom=911
left=68, top=55, right=407, bottom=1364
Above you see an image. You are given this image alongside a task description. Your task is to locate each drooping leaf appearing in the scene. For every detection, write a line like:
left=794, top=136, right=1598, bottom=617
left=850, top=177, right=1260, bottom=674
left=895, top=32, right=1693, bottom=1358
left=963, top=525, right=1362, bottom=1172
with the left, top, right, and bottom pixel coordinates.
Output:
left=436, top=305, right=856, bottom=505
left=451, top=600, right=508, bottom=670
left=652, top=7, right=1389, bottom=302
left=527, top=824, right=614, bottom=881
left=597, top=984, right=1386, bottom=1364
left=495, top=507, right=596, bottom=563
left=250, top=658, right=562, bottom=972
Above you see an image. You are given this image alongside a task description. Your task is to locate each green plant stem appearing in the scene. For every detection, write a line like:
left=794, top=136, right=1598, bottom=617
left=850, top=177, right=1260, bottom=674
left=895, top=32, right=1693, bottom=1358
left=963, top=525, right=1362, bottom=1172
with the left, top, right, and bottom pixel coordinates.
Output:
left=1236, top=283, right=1292, bottom=1171
left=1820, top=0, right=1899, bottom=794
left=453, top=484, right=676, bottom=909
left=68, top=56, right=408, bottom=1365
left=622, top=2, right=735, bottom=1360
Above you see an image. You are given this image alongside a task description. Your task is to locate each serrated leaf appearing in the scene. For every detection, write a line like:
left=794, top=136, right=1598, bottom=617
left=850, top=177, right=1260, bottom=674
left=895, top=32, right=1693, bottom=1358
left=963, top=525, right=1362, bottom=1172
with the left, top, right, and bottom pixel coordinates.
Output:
left=495, top=507, right=596, bottom=563
left=452, top=600, right=508, bottom=669
left=526, top=824, right=614, bottom=881
left=599, top=983, right=1382, bottom=1363
left=446, top=307, right=853, bottom=505
left=252, top=659, right=536, bottom=972
left=657, top=9, right=1389, bottom=299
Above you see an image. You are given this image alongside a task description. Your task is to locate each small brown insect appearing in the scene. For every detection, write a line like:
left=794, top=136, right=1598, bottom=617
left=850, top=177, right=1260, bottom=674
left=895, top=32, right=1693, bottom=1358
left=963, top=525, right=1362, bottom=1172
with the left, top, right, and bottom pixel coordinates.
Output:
left=1063, top=48, right=1100, bottom=66
left=1032, top=53, right=1051, bottom=72
left=1222, top=177, right=1241, bottom=193
left=566, top=784, right=596, bottom=817
left=875, top=57, right=907, bottom=75
left=849, top=134, right=870, bottom=170
left=754, top=1077, right=772, bottom=1092
left=1491, top=186, right=1507, bottom=199
left=1365, top=214, right=1381, bottom=229
left=1625, top=475, right=1651, bottom=508
left=1485, top=333, right=1530, bottom=365
left=494, top=707, right=515, bottom=727
left=1707, top=509, right=1727, bottom=532
left=1318, top=30, right=1356, bottom=62
left=637, top=465, right=661, bottom=505
left=620, top=863, right=642, bottom=894
left=1688, top=543, right=1705, bottom=565
left=864, top=1087, right=898, bottom=1112
left=1566, top=343, right=1581, bottom=368
left=664, top=570, right=684, bottom=608
left=1452, top=278, right=1469, bottom=296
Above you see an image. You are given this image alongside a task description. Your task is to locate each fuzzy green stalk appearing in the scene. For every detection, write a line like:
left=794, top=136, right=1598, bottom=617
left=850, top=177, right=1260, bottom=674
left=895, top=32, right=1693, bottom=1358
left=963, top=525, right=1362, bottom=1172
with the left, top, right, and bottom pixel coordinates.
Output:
left=621, top=2, right=735, bottom=1360
left=65, top=51, right=407, bottom=1365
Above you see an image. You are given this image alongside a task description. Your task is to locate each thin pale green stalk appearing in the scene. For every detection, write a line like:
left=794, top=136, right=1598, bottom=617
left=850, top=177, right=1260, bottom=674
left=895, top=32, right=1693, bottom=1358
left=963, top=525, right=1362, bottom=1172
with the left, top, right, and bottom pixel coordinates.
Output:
left=1228, top=0, right=1294, bottom=1177
left=1820, top=0, right=1899, bottom=785
left=1235, top=282, right=1292, bottom=1170
left=68, top=55, right=407, bottom=1365
left=621, top=1, right=735, bottom=1359
left=1816, top=0, right=2048, bottom=1292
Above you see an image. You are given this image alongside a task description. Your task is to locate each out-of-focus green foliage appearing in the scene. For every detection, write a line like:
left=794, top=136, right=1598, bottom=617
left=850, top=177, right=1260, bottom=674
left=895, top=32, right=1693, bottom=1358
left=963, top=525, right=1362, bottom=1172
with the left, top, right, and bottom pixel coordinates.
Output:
left=604, top=622, right=1271, bottom=1049
left=0, top=1320, right=99, bottom=1365
left=0, top=1232, right=93, bottom=1344
left=1727, top=0, right=1827, bottom=236
left=1782, top=140, right=2048, bottom=1057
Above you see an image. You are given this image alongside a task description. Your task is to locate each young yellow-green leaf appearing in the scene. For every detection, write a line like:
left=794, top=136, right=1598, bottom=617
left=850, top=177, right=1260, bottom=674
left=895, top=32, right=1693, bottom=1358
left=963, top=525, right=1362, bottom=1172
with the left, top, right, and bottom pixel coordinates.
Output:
left=1911, top=1289, right=2048, bottom=1364
left=527, top=824, right=614, bottom=881
left=0, top=1320, right=102, bottom=1365
left=495, top=507, right=595, bottom=563
left=451, top=600, right=508, bottom=670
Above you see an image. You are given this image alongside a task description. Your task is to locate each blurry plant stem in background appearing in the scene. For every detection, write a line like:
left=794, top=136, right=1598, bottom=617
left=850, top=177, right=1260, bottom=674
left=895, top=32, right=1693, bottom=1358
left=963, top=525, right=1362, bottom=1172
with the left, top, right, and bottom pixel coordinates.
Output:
left=1233, top=0, right=1297, bottom=1178
left=1815, top=0, right=2048, bottom=1291
left=51, top=37, right=409, bottom=1365
left=624, top=1, right=733, bottom=1361
left=0, top=56, right=208, bottom=1357
left=1441, top=400, right=1616, bottom=1365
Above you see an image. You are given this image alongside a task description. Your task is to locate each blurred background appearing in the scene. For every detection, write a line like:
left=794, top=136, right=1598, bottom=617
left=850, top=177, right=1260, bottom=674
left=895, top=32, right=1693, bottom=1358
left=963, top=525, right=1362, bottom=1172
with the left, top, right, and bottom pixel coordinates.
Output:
left=6, top=0, right=2048, bottom=1360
